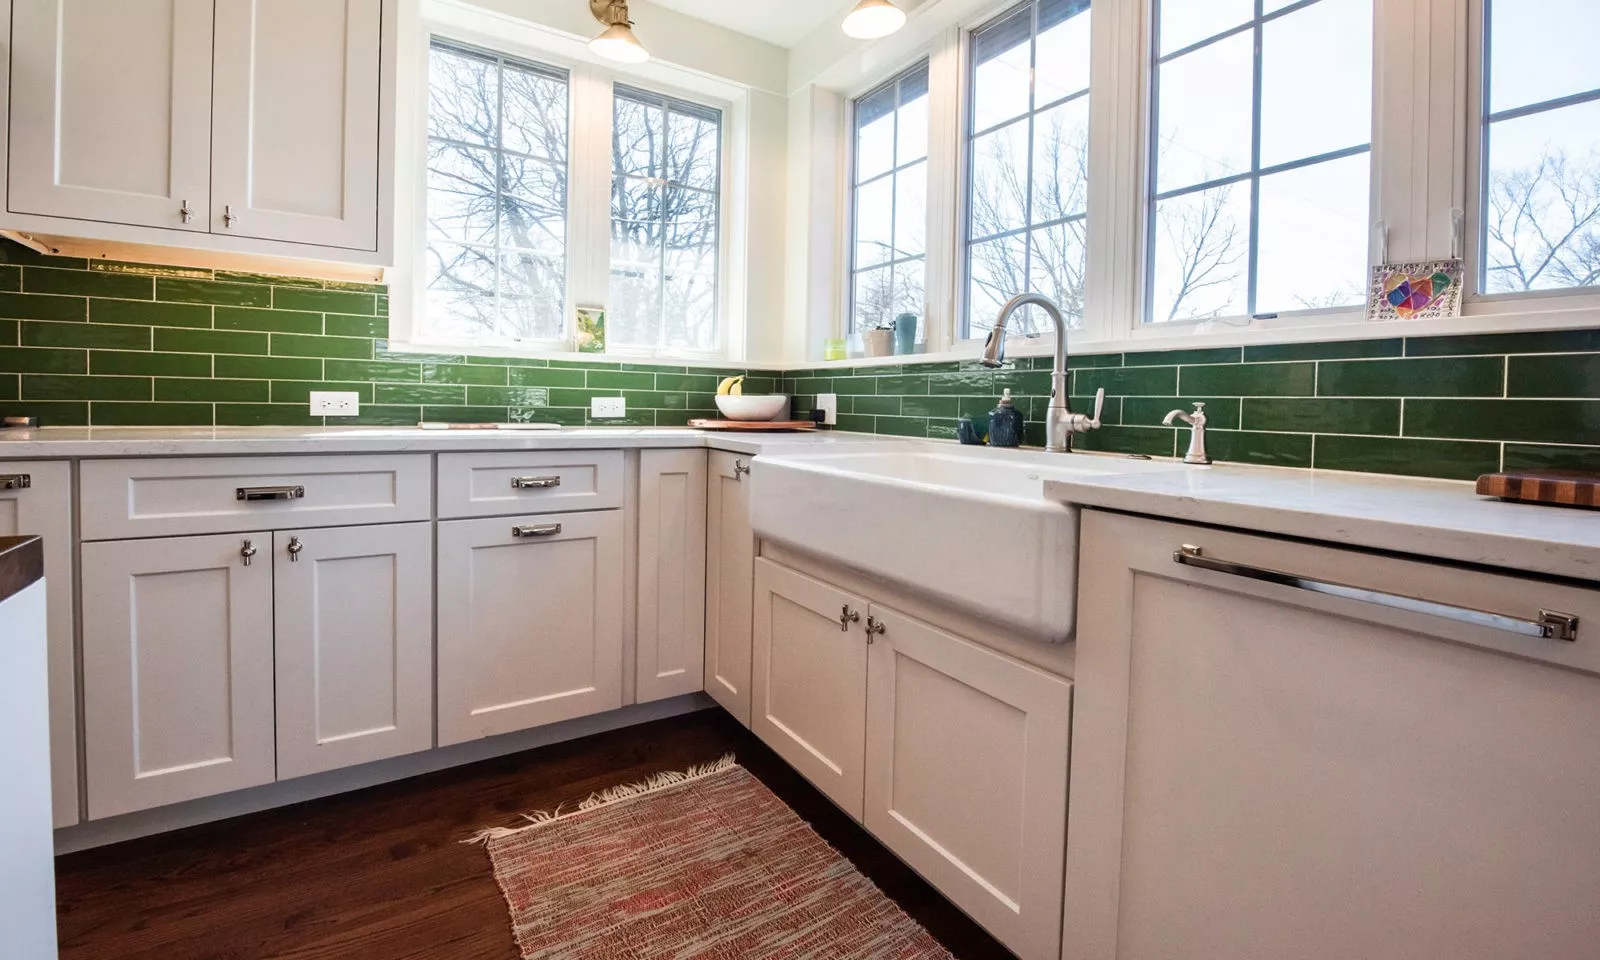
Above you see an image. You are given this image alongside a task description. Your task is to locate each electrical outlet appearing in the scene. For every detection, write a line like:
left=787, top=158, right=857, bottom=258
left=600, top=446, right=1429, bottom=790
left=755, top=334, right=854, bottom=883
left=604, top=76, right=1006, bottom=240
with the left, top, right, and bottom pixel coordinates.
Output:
left=591, top=396, right=627, bottom=418
left=309, top=391, right=361, bottom=417
left=814, top=393, right=839, bottom=426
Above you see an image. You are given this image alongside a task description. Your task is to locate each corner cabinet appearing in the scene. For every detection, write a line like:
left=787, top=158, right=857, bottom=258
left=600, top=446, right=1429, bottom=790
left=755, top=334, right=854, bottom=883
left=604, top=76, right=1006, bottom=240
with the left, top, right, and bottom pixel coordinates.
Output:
left=2, top=0, right=394, bottom=263
left=704, top=452, right=756, bottom=725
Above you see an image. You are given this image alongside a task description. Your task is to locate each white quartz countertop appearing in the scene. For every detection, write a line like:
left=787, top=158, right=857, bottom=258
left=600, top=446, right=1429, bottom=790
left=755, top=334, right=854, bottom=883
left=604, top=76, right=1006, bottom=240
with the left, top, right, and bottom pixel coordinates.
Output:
left=1044, top=463, right=1600, bottom=583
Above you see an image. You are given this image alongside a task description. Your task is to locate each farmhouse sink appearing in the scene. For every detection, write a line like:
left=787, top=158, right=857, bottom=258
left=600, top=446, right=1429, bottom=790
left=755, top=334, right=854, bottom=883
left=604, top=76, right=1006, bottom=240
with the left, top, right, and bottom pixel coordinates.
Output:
left=750, top=445, right=1184, bottom=643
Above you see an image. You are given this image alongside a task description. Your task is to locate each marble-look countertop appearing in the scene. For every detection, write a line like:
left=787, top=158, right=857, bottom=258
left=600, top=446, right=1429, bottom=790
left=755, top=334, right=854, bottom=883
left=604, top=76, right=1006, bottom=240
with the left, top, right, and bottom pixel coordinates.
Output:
left=1044, top=464, right=1600, bottom=583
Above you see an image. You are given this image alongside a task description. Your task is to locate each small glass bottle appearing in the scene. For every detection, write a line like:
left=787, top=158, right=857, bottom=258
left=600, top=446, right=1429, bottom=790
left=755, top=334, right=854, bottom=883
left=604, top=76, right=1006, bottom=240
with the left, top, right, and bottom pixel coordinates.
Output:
left=987, top=389, right=1024, bottom=448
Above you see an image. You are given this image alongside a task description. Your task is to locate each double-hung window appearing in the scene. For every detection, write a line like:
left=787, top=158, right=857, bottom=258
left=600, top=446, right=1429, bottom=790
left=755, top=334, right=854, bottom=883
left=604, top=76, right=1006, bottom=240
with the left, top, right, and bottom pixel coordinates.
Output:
left=850, top=61, right=930, bottom=337
left=1147, top=0, right=1372, bottom=324
left=965, top=0, right=1093, bottom=339
left=1479, top=0, right=1600, bottom=295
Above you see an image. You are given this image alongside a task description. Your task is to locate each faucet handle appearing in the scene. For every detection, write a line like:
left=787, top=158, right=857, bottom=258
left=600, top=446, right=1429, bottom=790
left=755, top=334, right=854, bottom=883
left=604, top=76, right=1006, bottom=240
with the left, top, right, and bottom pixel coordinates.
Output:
left=1087, top=388, right=1105, bottom=428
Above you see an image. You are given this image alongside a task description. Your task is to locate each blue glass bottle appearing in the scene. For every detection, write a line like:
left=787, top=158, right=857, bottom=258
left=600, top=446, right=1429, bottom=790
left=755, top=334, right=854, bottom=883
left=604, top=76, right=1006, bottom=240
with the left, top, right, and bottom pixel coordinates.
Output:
left=987, top=389, right=1024, bottom=448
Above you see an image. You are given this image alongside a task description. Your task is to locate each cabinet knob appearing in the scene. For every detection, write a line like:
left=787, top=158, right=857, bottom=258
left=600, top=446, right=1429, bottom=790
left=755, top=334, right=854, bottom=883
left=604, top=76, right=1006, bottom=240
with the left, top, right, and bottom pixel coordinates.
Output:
left=223, top=205, right=238, bottom=228
left=240, top=539, right=258, bottom=566
left=838, top=605, right=860, bottom=632
left=734, top=460, right=751, bottom=480
left=287, top=536, right=304, bottom=562
left=179, top=200, right=194, bottom=223
left=865, top=616, right=886, bottom=644
left=0, top=474, right=30, bottom=490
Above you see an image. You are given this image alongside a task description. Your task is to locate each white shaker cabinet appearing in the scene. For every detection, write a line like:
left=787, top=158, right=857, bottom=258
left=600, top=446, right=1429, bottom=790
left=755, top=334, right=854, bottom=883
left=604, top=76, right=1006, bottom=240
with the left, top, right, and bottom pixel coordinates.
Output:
left=437, top=511, right=625, bottom=745
left=704, top=451, right=755, bottom=725
left=0, top=462, right=77, bottom=828
left=636, top=449, right=708, bottom=703
left=1065, top=510, right=1600, bottom=960
left=273, top=522, right=434, bottom=780
left=81, top=533, right=276, bottom=820
left=7, top=0, right=214, bottom=231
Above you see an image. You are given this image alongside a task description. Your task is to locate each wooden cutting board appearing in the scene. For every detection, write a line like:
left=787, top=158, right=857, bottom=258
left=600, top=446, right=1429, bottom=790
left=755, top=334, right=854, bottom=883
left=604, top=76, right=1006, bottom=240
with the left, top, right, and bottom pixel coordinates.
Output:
left=687, top=419, right=816, bottom=431
left=1476, top=470, right=1600, bottom=508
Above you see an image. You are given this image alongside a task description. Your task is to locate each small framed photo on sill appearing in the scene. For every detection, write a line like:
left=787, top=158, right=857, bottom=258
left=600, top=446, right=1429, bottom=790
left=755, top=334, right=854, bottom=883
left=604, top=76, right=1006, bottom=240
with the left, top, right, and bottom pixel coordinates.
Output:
left=575, top=306, right=607, bottom=354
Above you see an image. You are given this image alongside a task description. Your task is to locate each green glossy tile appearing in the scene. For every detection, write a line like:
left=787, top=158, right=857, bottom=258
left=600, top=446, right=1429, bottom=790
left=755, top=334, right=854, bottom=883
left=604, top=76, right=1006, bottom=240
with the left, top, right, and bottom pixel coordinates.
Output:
left=832, top=376, right=878, bottom=396
left=1405, top=329, right=1600, bottom=357
left=1125, top=346, right=1241, bottom=367
left=324, top=313, right=389, bottom=338
left=1123, top=396, right=1242, bottom=430
left=1072, top=353, right=1124, bottom=368
left=1243, top=338, right=1404, bottom=362
left=0, top=240, right=84, bottom=269
left=347, top=405, right=422, bottom=426
left=875, top=416, right=929, bottom=438
left=876, top=374, right=930, bottom=395
left=905, top=361, right=962, bottom=373
left=1074, top=425, right=1177, bottom=457
left=22, top=374, right=150, bottom=401
left=742, top=378, right=777, bottom=395
left=324, top=280, right=386, bottom=294
left=901, top=396, right=960, bottom=418
left=91, top=298, right=210, bottom=329
left=215, top=404, right=323, bottom=427
left=469, top=355, right=546, bottom=367
left=549, top=360, right=620, bottom=371
left=1073, top=365, right=1178, bottom=397
left=0, top=266, right=21, bottom=292
left=835, top=413, right=876, bottom=432
left=547, top=388, right=597, bottom=408
left=792, top=377, right=834, bottom=394
left=0, top=293, right=87, bottom=322
left=509, top=366, right=586, bottom=388
left=1507, top=354, right=1600, bottom=398
left=853, top=395, right=902, bottom=415
left=467, top=386, right=553, bottom=407
left=270, top=333, right=373, bottom=360
left=420, top=405, right=510, bottom=423
left=217, top=355, right=324, bottom=380
left=156, top=378, right=268, bottom=402
left=516, top=407, right=586, bottom=426
left=585, top=370, right=654, bottom=390
left=23, top=320, right=150, bottom=350
left=0, top=320, right=16, bottom=346
left=1203, top=430, right=1313, bottom=467
left=216, top=307, right=322, bottom=335
left=992, top=370, right=1051, bottom=396
left=156, top=277, right=273, bottom=307
left=270, top=381, right=373, bottom=405
left=621, top=390, right=687, bottom=409
left=374, top=343, right=464, bottom=363
left=154, top=328, right=266, bottom=355
left=375, top=383, right=465, bottom=405
left=1314, top=435, right=1500, bottom=481
left=213, top=270, right=317, bottom=288
left=273, top=287, right=376, bottom=315
left=654, top=409, right=694, bottom=426
left=0, top=347, right=87, bottom=374
left=1503, top=443, right=1600, bottom=472
left=655, top=373, right=718, bottom=392
left=92, top=402, right=212, bottom=426
left=88, top=260, right=207, bottom=280
left=0, top=374, right=16, bottom=401
left=1242, top=398, right=1400, bottom=435
left=26, top=266, right=152, bottom=299
left=927, top=422, right=959, bottom=440
left=423, top=362, right=506, bottom=385
left=0, top=400, right=87, bottom=425
left=92, top=350, right=211, bottom=377
left=325, top=359, right=419, bottom=382
left=1405, top=399, right=1600, bottom=444
left=626, top=363, right=683, bottom=373
left=927, top=371, right=994, bottom=394
left=1318, top=356, right=1504, bottom=398
left=1179, top=362, right=1315, bottom=397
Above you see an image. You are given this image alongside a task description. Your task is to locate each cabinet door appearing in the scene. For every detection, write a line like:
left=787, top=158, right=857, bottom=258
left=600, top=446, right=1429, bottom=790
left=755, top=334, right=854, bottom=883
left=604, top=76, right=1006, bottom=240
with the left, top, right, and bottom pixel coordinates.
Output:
left=0, top=462, right=77, bottom=827
left=637, top=450, right=708, bottom=703
left=81, top=533, right=275, bottom=819
left=210, top=0, right=383, bottom=249
left=704, top=451, right=755, bottom=725
left=273, top=522, right=433, bottom=780
left=8, top=0, right=213, bottom=229
left=1065, top=511, right=1600, bottom=960
left=751, top=558, right=869, bottom=819
left=865, top=604, right=1071, bottom=960
left=437, top=512, right=624, bottom=745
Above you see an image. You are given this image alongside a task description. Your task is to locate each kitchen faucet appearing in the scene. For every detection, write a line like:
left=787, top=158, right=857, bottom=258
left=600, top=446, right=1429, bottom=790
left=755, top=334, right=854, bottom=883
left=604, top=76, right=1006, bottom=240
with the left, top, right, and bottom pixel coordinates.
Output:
left=1163, top=402, right=1212, bottom=464
left=980, top=293, right=1104, bottom=453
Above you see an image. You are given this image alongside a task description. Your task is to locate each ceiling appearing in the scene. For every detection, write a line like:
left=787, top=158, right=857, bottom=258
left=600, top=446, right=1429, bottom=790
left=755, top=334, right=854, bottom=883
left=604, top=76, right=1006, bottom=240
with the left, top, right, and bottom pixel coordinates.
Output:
left=642, top=0, right=846, bottom=48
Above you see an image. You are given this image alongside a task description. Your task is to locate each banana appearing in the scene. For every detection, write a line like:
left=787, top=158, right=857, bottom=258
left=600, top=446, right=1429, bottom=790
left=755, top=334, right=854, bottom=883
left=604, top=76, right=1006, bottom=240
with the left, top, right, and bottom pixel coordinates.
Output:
left=716, top=376, right=746, bottom=397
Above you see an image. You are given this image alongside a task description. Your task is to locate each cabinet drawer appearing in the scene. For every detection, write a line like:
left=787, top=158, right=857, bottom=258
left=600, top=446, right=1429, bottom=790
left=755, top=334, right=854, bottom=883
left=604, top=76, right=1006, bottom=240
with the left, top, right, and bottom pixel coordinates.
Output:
left=437, top=450, right=623, bottom=519
left=80, top=455, right=431, bottom=540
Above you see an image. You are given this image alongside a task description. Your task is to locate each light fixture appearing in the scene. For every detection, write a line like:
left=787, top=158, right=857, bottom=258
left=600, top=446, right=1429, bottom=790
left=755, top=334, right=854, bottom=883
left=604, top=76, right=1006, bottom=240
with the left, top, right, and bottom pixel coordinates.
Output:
left=589, top=0, right=649, bottom=64
left=841, top=0, right=906, bottom=39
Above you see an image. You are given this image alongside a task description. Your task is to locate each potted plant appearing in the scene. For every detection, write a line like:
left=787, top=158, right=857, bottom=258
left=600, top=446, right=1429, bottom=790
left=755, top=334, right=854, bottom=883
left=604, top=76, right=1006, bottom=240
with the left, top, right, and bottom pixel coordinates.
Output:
left=862, top=319, right=895, bottom=358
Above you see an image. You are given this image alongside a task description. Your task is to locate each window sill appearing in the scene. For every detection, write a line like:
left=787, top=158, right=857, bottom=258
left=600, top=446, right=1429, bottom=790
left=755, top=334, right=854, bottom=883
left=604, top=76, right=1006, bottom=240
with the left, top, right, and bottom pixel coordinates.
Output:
left=383, top=339, right=769, bottom=369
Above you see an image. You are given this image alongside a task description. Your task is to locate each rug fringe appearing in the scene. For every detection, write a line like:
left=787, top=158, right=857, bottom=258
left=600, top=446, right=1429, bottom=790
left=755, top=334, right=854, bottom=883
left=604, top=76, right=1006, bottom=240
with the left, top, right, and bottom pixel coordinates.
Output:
left=464, top=754, right=739, bottom=844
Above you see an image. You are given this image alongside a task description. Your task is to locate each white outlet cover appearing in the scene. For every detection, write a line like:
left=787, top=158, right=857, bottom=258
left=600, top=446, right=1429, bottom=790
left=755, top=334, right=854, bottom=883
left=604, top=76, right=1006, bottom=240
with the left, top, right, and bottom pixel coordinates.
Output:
left=309, top=391, right=361, bottom=417
left=591, top=396, right=627, bottom=418
left=815, top=392, right=839, bottom=426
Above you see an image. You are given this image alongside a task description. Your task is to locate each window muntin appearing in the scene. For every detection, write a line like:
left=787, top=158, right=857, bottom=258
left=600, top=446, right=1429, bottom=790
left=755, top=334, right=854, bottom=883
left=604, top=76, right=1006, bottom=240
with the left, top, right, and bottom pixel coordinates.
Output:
left=608, top=85, right=723, bottom=353
left=1480, top=0, right=1600, bottom=295
left=1146, top=0, right=1372, bottom=324
left=849, top=61, right=930, bottom=337
left=965, top=0, right=1092, bottom=340
left=425, top=41, right=569, bottom=342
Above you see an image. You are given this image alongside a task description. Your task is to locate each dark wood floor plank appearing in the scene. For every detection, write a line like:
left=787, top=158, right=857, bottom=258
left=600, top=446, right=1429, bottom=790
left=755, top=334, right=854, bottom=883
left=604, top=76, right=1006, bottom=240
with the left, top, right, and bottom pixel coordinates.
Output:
left=57, top=709, right=1016, bottom=960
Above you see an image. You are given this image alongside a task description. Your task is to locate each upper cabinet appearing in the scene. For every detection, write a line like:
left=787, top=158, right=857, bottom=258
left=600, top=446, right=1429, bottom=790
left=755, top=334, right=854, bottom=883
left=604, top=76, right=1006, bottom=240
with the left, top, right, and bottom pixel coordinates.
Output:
left=2, top=0, right=395, bottom=265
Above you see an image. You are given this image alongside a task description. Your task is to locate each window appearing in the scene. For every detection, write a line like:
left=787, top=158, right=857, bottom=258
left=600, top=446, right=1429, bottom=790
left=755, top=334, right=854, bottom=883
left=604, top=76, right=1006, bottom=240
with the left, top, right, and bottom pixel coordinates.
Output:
left=608, top=86, right=723, bottom=354
left=851, top=61, right=930, bottom=338
left=965, top=0, right=1092, bottom=339
left=1146, top=0, right=1372, bottom=324
left=425, top=41, right=569, bottom=342
left=1480, top=0, right=1600, bottom=295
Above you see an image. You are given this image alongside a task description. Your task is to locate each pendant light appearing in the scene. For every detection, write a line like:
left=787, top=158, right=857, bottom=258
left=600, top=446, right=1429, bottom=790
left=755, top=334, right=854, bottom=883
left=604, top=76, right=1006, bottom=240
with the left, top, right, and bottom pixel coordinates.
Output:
left=589, top=0, right=650, bottom=64
left=841, top=0, right=906, bottom=39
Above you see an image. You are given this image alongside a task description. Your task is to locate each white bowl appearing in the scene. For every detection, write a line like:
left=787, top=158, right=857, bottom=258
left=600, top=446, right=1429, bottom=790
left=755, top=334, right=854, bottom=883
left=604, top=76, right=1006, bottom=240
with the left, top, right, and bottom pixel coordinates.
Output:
left=715, top=394, right=790, bottom=421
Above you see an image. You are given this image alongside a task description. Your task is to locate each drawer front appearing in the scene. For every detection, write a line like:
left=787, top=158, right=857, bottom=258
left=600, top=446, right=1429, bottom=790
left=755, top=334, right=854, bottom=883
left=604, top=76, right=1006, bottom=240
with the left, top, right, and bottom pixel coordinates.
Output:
left=80, top=455, right=432, bottom=540
left=437, top=450, right=623, bottom=519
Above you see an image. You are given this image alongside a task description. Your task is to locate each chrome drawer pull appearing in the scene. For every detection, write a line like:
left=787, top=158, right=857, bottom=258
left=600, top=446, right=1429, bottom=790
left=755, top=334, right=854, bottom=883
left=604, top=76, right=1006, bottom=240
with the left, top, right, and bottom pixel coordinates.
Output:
left=1175, top=545, right=1579, bottom=642
left=512, top=523, right=563, bottom=539
left=0, top=474, right=31, bottom=490
left=511, top=476, right=562, bottom=490
left=236, top=485, right=305, bottom=502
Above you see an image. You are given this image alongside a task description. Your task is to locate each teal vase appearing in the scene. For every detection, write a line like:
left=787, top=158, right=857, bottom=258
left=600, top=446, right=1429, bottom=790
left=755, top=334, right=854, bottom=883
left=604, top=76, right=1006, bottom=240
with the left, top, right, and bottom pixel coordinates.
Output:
left=894, top=313, right=918, bottom=355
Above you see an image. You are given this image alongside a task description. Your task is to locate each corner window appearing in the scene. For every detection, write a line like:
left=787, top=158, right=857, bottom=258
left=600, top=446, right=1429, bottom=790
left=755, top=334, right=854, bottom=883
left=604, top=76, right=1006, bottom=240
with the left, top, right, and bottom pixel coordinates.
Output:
left=1146, top=0, right=1372, bottom=324
left=850, top=61, right=930, bottom=338
left=964, top=0, right=1092, bottom=339
left=608, top=86, right=723, bottom=354
left=1480, top=0, right=1600, bottom=295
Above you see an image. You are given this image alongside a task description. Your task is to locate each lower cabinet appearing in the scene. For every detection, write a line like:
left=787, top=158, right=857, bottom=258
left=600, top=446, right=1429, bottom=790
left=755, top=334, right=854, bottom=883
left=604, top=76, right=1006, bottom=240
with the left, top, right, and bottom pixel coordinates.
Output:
left=752, top=556, right=1073, bottom=960
left=636, top=449, right=708, bottom=703
left=437, top=510, right=624, bottom=745
left=704, top=451, right=756, bottom=725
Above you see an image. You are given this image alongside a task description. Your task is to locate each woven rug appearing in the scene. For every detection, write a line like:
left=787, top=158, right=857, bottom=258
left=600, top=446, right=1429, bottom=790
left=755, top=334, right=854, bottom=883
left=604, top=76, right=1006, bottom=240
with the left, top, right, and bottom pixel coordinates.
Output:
left=473, top=756, right=955, bottom=959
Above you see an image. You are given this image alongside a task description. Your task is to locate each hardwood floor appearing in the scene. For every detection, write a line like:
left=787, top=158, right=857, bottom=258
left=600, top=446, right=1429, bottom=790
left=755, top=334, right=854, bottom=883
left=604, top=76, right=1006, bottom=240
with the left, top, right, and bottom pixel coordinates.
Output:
left=56, top=708, right=1018, bottom=960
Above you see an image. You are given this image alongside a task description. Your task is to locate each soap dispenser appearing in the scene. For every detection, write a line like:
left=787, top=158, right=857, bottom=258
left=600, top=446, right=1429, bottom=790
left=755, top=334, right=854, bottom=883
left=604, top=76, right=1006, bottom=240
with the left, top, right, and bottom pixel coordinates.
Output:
left=987, top=389, right=1024, bottom=448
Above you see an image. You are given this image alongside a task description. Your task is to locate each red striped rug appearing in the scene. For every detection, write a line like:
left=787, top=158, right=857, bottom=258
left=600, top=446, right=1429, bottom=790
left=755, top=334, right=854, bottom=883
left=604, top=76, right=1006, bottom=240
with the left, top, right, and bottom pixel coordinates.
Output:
left=474, top=756, right=954, bottom=959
